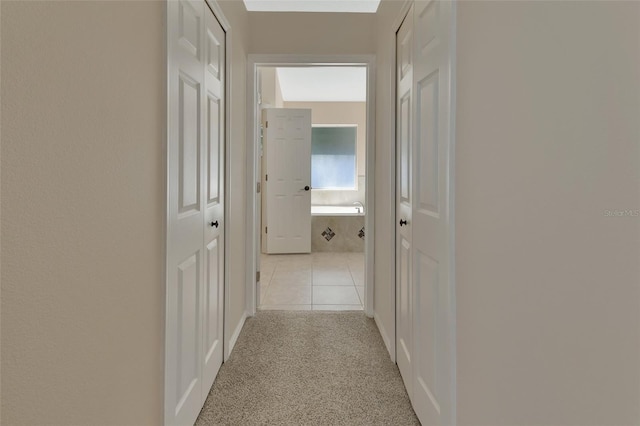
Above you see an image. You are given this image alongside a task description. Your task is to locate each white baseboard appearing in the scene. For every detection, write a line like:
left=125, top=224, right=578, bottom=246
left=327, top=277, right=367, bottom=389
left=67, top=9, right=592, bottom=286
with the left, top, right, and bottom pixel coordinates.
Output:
left=374, top=312, right=395, bottom=362
left=226, top=311, right=247, bottom=360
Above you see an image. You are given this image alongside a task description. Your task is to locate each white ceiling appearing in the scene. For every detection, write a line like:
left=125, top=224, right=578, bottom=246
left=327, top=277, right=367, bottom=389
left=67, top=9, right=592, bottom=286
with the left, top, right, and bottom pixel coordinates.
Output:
left=243, top=0, right=381, bottom=13
left=276, top=67, right=367, bottom=102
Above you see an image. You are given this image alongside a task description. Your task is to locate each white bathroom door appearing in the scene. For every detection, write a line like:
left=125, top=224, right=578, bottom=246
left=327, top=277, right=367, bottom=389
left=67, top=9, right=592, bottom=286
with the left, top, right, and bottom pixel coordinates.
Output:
left=166, top=1, right=225, bottom=425
left=263, top=108, right=312, bottom=254
left=409, top=1, right=456, bottom=424
left=395, top=6, right=414, bottom=401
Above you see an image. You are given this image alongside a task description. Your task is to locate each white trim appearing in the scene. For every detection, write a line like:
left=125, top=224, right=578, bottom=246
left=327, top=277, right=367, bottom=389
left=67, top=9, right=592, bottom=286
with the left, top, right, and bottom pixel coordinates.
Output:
left=312, top=124, right=358, bottom=127
left=245, top=56, right=258, bottom=317
left=223, top=26, right=234, bottom=362
left=374, top=312, right=393, bottom=358
left=227, top=311, right=247, bottom=355
left=163, top=1, right=170, bottom=420
left=392, top=0, right=413, bottom=36
left=249, top=54, right=375, bottom=67
left=246, top=54, right=376, bottom=318
left=448, top=2, right=458, bottom=423
left=364, top=59, right=376, bottom=318
left=205, top=0, right=230, bottom=30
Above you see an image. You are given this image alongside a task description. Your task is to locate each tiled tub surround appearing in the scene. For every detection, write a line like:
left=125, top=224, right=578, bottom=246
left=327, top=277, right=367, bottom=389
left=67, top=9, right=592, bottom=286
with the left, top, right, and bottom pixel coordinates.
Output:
left=312, top=216, right=364, bottom=252
left=311, top=175, right=365, bottom=206
left=259, top=252, right=365, bottom=311
left=310, top=174, right=365, bottom=252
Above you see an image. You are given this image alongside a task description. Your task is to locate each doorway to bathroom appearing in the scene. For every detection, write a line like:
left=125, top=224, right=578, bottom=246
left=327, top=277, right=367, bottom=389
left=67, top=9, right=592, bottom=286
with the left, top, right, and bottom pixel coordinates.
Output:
left=246, top=55, right=376, bottom=316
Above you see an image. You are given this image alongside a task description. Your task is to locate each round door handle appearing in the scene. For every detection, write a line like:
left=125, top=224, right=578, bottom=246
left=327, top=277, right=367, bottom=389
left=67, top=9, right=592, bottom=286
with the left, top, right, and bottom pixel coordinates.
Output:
left=304, top=185, right=310, bottom=191
left=210, top=220, right=219, bottom=228
left=399, top=219, right=407, bottom=226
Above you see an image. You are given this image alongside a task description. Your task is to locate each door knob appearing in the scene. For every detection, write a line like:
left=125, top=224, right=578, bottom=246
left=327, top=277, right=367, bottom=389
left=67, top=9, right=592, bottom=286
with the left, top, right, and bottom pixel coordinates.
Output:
left=210, top=220, right=219, bottom=228
left=303, top=185, right=310, bottom=191
left=399, top=219, right=407, bottom=226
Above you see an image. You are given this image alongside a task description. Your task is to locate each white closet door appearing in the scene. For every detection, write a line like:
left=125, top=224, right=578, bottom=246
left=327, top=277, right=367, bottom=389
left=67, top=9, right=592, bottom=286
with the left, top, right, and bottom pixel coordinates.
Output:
left=396, top=5, right=415, bottom=400
left=166, top=1, right=225, bottom=424
left=411, top=0, right=456, bottom=424
left=201, top=6, right=225, bottom=402
left=396, top=1, right=456, bottom=424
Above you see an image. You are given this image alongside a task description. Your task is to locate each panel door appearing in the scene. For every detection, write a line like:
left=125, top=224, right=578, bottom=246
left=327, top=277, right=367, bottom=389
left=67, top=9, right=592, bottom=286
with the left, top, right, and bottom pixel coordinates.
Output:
left=202, top=5, right=225, bottom=401
left=166, top=1, right=225, bottom=425
left=396, top=6, right=415, bottom=400
left=411, top=1, right=455, bottom=424
left=166, top=0, right=206, bottom=424
left=263, top=108, right=312, bottom=254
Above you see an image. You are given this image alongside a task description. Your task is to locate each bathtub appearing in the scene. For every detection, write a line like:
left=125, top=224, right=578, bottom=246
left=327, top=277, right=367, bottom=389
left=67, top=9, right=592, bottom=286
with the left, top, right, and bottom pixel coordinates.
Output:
left=311, top=205, right=365, bottom=216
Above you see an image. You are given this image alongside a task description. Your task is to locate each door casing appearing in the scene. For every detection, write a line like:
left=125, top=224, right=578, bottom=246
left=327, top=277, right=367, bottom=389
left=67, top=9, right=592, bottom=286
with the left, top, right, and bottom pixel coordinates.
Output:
left=246, top=55, right=376, bottom=317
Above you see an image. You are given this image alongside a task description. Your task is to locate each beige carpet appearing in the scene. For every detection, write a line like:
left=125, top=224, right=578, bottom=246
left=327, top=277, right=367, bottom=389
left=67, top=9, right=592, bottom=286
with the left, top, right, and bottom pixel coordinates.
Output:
left=195, top=311, right=419, bottom=425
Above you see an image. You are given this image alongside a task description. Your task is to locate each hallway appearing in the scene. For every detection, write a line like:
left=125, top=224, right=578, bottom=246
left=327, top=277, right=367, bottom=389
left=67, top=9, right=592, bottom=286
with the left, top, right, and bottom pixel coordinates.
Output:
left=194, top=311, right=419, bottom=425
left=3, top=1, right=639, bottom=425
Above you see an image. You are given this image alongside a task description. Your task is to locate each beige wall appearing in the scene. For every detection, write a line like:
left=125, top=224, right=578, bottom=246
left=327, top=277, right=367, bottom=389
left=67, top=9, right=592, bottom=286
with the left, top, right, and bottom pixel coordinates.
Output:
left=258, top=67, right=282, bottom=108
left=249, top=12, right=376, bottom=54
left=372, top=0, right=405, bottom=358
left=274, top=70, right=284, bottom=107
left=374, top=1, right=640, bottom=423
left=1, top=0, right=249, bottom=424
left=1, top=1, right=165, bottom=424
left=218, top=0, right=250, bottom=355
left=455, top=1, right=640, bottom=424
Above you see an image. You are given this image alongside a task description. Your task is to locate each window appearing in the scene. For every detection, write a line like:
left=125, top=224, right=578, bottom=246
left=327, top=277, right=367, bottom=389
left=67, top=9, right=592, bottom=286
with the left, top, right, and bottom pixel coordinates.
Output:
left=311, top=125, right=357, bottom=190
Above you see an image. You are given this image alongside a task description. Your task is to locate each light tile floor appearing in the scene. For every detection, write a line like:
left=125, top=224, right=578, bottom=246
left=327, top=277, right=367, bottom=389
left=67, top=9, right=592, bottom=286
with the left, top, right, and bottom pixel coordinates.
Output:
left=259, top=252, right=365, bottom=311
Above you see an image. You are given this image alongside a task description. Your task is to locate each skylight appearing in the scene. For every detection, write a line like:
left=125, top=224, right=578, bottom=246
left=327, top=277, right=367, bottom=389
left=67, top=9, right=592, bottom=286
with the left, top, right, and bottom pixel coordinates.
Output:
left=243, top=0, right=381, bottom=13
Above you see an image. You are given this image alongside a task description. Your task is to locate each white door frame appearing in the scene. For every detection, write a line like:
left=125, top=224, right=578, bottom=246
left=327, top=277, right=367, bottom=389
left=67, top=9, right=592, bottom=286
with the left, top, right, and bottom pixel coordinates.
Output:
left=164, top=2, right=232, bottom=423
left=245, top=54, right=376, bottom=317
